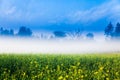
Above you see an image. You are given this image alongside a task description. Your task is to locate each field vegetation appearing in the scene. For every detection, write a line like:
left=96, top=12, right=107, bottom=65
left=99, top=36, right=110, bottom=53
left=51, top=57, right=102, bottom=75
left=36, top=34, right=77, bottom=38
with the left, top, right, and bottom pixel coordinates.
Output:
left=0, top=54, right=120, bottom=80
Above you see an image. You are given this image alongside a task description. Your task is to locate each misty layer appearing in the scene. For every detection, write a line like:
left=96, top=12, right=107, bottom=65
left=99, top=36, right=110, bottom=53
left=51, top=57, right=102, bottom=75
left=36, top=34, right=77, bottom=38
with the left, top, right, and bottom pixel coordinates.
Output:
left=0, top=38, right=119, bottom=54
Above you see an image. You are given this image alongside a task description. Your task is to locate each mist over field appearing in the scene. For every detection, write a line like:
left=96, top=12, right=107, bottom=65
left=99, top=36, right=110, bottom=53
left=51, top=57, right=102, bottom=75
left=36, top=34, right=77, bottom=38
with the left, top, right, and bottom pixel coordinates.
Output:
left=0, top=0, right=120, bottom=54
left=0, top=37, right=120, bottom=54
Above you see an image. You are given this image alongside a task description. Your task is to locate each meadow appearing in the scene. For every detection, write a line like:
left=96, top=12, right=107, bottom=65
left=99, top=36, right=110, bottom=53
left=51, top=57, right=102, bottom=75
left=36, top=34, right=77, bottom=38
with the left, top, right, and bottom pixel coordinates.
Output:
left=0, top=53, right=120, bottom=80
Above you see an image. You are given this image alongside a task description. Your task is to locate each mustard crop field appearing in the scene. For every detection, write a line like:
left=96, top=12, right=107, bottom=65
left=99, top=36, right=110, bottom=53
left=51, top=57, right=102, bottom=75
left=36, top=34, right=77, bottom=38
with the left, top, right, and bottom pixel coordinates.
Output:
left=0, top=54, right=120, bottom=80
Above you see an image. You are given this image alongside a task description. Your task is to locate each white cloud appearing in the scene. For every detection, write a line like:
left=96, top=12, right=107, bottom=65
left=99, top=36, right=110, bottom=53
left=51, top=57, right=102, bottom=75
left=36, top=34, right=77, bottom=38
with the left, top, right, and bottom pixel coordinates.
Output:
left=4, top=7, right=16, bottom=15
left=68, top=0, right=120, bottom=23
left=0, top=0, right=120, bottom=24
left=0, top=0, right=52, bottom=22
left=0, top=0, right=32, bottom=21
left=0, top=0, right=19, bottom=19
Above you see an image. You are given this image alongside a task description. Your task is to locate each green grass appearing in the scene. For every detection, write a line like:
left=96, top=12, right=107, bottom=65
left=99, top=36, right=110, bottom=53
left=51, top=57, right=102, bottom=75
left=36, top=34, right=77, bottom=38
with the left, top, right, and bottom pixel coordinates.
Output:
left=0, top=54, right=120, bottom=80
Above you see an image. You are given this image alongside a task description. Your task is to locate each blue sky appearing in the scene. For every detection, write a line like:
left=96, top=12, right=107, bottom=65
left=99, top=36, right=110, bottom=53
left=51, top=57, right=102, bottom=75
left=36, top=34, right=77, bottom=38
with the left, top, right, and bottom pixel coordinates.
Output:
left=0, top=0, right=120, bottom=32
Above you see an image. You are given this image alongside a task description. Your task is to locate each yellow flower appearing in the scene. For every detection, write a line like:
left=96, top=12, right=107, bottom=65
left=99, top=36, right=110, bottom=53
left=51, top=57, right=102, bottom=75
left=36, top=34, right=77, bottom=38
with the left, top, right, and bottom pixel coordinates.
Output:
left=94, top=71, right=98, bottom=75
left=106, top=70, right=109, bottom=73
left=99, top=67, right=104, bottom=70
left=81, top=75, right=84, bottom=78
left=106, top=78, right=109, bottom=80
left=105, top=73, right=109, bottom=76
left=58, top=76, right=63, bottom=80
left=47, top=78, right=50, bottom=80
left=46, top=65, right=49, bottom=69
left=116, top=72, right=119, bottom=75
left=65, top=75, right=69, bottom=78
left=71, top=66, right=76, bottom=69
left=78, top=69, right=82, bottom=74
left=23, top=72, right=26, bottom=76
left=63, top=78, right=66, bottom=80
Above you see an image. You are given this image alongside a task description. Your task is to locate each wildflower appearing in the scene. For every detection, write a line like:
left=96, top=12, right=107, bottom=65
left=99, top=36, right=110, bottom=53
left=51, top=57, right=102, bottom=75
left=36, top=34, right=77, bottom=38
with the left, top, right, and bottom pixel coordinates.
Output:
left=99, top=67, right=104, bottom=70
left=71, top=66, right=76, bottom=69
left=23, top=72, right=26, bottom=76
left=106, top=70, right=109, bottom=73
left=47, top=78, right=50, bottom=80
left=65, top=75, right=69, bottom=78
left=78, top=69, right=82, bottom=74
left=102, top=75, right=105, bottom=78
left=116, top=72, right=119, bottom=75
left=46, top=65, right=49, bottom=69
left=106, top=78, right=109, bottom=80
left=81, top=75, right=84, bottom=78
left=58, top=76, right=63, bottom=80
left=105, top=73, right=109, bottom=76
left=63, top=78, right=66, bottom=80
left=94, top=71, right=98, bottom=75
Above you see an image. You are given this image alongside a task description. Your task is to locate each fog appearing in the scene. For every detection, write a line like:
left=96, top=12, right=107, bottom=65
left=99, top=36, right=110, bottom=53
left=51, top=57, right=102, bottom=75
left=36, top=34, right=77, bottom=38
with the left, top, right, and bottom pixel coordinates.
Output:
left=0, top=37, right=120, bottom=54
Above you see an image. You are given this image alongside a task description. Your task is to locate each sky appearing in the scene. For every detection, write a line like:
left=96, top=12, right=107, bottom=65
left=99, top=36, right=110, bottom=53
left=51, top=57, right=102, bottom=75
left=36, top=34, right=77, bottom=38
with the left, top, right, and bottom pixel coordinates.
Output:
left=0, top=0, right=120, bottom=32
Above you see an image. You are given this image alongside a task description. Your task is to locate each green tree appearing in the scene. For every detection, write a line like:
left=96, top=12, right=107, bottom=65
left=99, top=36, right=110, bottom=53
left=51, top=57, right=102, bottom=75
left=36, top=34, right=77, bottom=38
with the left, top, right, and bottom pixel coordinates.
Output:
left=86, top=33, right=94, bottom=40
left=104, top=22, right=114, bottom=37
left=53, top=31, right=66, bottom=38
left=114, top=22, right=120, bottom=38
left=17, top=26, right=32, bottom=37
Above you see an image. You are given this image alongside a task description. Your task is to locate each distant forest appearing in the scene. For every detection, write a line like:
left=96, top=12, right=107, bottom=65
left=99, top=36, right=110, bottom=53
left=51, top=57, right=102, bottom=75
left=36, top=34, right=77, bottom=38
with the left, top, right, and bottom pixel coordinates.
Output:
left=105, top=22, right=120, bottom=39
left=0, top=22, right=120, bottom=40
left=0, top=26, right=32, bottom=37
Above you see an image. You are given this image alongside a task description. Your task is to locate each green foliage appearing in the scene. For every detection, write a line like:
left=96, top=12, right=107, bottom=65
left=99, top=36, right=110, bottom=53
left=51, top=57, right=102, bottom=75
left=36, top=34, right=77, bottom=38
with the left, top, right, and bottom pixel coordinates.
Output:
left=0, top=54, right=120, bottom=80
left=105, top=22, right=120, bottom=39
left=104, top=22, right=114, bottom=37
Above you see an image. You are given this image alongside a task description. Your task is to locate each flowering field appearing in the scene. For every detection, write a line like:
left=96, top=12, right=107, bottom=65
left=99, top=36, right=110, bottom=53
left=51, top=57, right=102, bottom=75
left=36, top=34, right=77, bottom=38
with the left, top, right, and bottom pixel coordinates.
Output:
left=0, top=54, right=120, bottom=80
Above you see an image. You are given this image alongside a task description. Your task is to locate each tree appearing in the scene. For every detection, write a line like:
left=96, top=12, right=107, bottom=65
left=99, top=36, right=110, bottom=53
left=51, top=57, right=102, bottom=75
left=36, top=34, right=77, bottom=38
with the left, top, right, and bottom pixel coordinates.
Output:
left=9, top=29, right=14, bottom=36
left=0, top=27, right=3, bottom=32
left=104, top=22, right=114, bottom=37
left=0, top=27, right=14, bottom=36
left=114, top=22, right=120, bottom=38
left=1, top=29, right=9, bottom=35
left=67, top=28, right=83, bottom=40
left=53, top=31, right=66, bottom=38
left=17, top=26, right=32, bottom=37
left=86, top=33, right=94, bottom=40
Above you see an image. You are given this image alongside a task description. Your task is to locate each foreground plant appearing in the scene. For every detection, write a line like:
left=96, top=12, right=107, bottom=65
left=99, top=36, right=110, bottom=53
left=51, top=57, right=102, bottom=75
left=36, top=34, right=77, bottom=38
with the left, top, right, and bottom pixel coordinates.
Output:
left=0, top=54, right=120, bottom=80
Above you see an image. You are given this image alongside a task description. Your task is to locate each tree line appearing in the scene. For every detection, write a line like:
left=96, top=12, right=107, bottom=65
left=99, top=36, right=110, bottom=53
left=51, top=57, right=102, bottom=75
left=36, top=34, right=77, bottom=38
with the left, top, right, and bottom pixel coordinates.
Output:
left=0, top=26, right=94, bottom=40
left=104, top=22, right=120, bottom=39
left=0, top=22, right=120, bottom=40
left=0, top=26, right=32, bottom=37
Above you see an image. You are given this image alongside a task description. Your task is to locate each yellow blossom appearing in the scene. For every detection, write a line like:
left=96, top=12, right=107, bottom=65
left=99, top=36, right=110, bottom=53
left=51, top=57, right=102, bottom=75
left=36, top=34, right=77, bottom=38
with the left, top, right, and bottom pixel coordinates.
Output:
left=58, top=76, right=63, bottom=80
left=99, top=67, right=104, bottom=70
